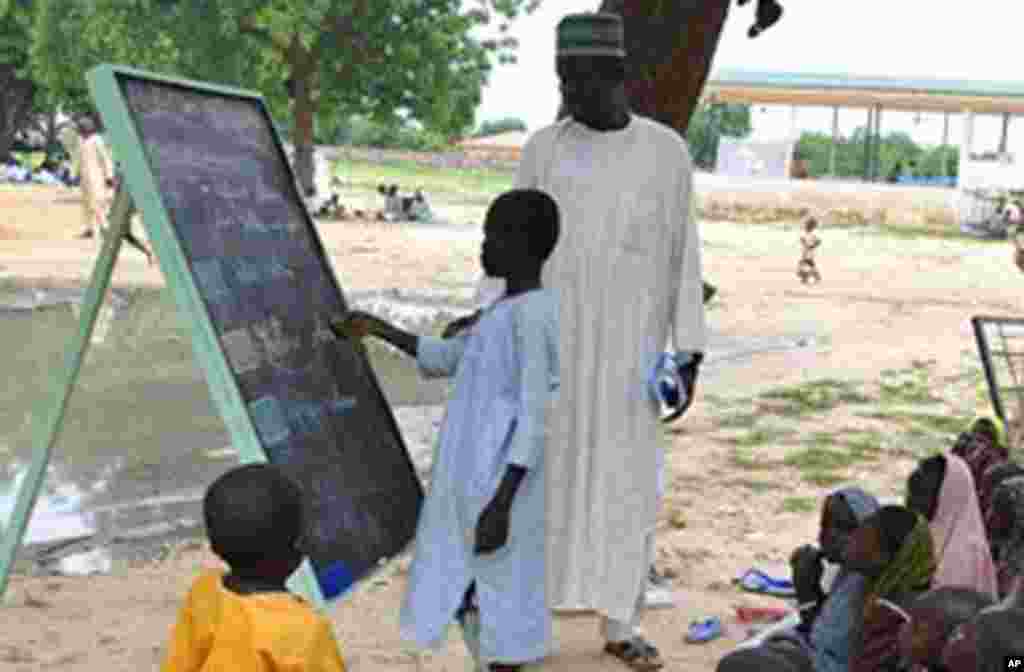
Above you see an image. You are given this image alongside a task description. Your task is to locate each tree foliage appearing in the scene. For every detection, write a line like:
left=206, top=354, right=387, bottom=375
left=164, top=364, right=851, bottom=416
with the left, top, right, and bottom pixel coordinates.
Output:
left=474, top=116, right=527, bottom=137
left=0, top=0, right=37, bottom=161
left=30, top=0, right=540, bottom=190
left=797, top=128, right=959, bottom=179
left=685, top=102, right=752, bottom=170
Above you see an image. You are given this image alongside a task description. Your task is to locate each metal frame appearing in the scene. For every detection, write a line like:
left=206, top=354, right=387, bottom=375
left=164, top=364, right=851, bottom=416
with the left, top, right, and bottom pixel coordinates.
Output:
left=972, top=315, right=1024, bottom=434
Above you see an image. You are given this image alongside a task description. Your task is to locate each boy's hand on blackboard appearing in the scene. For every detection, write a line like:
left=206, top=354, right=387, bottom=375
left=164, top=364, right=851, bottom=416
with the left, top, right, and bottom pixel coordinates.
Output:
left=474, top=498, right=511, bottom=555
left=330, top=312, right=378, bottom=341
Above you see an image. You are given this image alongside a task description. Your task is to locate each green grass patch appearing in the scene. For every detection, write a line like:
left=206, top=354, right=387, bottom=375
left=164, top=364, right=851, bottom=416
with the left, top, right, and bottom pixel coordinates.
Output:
left=717, top=411, right=761, bottom=429
left=780, top=496, right=817, bottom=513
left=802, top=470, right=847, bottom=487
left=759, top=379, right=873, bottom=418
left=728, top=427, right=794, bottom=447
left=876, top=223, right=1009, bottom=243
left=727, top=478, right=782, bottom=493
left=333, top=158, right=511, bottom=202
left=785, top=445, right=862, bottom=472
left=730, top=448, right=779, bottom=471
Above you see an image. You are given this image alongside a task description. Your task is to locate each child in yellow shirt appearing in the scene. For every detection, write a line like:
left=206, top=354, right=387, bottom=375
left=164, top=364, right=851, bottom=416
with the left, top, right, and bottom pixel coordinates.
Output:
left=161, top=463, right=346, bottom=672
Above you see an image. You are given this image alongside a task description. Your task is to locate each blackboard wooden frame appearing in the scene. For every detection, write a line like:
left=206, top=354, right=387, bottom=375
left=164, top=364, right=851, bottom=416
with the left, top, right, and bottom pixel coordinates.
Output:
left=78, top=64, right=419, bottom=607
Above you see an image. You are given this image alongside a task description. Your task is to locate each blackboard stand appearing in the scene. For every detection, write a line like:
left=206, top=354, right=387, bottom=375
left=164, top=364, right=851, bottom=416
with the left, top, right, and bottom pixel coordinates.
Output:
left=0, top=188, right=326, bottom=609
left=0, top=187, right=139, bottom=603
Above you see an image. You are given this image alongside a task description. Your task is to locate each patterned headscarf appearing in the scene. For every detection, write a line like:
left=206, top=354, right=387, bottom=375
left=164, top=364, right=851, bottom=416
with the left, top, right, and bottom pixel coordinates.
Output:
left=954, top=416, right=1010, bottom=488
left=992, top=476, right=1024, bottom=595
left=864, top=512, right=936, bottom=618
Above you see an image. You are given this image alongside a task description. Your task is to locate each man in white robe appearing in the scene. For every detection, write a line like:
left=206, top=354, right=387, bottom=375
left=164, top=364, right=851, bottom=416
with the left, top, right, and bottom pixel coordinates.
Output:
left=77, top=115, right=116, bottom=240
left=472, top=12, right=706, bottom=669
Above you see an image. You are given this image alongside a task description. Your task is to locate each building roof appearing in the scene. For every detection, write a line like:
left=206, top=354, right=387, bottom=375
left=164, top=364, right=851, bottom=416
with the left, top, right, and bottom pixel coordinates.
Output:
left=457, top=131, right=528, bottom=149
left=704, top=69, right=1024, bottom=114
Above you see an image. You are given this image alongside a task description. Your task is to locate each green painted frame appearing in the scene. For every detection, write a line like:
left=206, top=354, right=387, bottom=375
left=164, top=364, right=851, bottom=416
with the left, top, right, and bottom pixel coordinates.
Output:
left=0, top=64, right=326, bottom=609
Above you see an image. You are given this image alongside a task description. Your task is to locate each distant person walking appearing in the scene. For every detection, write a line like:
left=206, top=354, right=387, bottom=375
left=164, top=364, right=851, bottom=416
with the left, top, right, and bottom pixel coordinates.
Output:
left=77, top=115, right=115, bottom=241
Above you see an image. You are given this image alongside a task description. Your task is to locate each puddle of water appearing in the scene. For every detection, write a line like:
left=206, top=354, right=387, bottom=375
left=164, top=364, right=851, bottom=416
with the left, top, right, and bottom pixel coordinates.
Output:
left=0, top=466, right=98, bottom=546
left=0, top=278, right=823, bottom=559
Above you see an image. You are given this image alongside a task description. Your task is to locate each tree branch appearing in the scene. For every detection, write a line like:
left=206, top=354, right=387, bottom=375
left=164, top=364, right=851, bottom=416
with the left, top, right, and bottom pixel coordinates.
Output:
left=237, top=14, right=290, bottom=54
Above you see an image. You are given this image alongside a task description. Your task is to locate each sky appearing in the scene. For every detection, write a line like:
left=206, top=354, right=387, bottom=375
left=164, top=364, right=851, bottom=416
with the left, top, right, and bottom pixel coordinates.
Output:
left=471, top=0, right=1024, bottom=154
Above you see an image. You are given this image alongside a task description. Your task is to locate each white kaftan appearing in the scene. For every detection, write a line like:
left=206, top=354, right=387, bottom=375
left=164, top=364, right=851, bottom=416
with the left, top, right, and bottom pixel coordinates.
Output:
left=476, top=116, right=706, bottom=624
left=400, top=289, right=559, bottom=665
left=79, top=133, right=115, bottom=236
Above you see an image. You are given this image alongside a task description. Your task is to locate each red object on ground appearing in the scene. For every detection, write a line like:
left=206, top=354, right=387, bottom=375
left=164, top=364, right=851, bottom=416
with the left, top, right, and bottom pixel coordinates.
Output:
left=734, top=606, right=791, bottom=624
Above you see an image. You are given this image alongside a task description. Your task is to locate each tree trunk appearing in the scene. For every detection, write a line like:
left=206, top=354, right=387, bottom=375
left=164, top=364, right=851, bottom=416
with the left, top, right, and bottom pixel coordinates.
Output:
left=291, top=71, right=317, bottom=195
left=557, top=0, right=732, bottom=138
left=0, top=63, right=35, bottom=162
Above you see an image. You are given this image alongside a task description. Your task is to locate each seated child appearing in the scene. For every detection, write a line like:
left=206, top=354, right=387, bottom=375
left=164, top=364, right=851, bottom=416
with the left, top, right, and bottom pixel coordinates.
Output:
left=332, top=188, right=560, bottom=672
left=987, top=476, right=1024, bottom=599
left=844, top=505, right=937, bottom=672
left=940, top=606, right=1024, bottom=672
left=906, top=452, right=998, bottom=598
left=718, top=487, right=880, bottom=672
left=896, top=586, right=995, bottom=671
left=160, top=464, right=347, bottom=672
left=979, top=461, right=1024, bottom=531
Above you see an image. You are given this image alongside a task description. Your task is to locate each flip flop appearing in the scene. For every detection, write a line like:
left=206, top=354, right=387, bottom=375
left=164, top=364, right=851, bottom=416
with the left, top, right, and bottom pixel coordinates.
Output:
left=604, top=637, right=664, bottom=671
left=734, top=568, right=796, bottom=597
left=734, top=605, right=791, bottom=624
left=686, top=617, right=723, bottom=644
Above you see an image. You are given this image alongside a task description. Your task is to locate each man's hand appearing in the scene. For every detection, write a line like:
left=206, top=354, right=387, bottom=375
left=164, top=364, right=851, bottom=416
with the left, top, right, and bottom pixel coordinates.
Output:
left=474, top=496, right=512, bottom=555
left=790, top=544, right=825, bottom=600
left=442, top=311, right=481, bottom=339
left=330, top=311, right=379, bottom=341
left=678, top=353, right=703, bottom=415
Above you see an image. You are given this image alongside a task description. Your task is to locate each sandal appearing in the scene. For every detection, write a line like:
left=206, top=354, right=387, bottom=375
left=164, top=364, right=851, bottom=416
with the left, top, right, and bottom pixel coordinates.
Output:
left=686, top=617, right=723, bottom=643
left=734, top=568, right=796, bottom=597
left=604, top=637, right=664, bottom=671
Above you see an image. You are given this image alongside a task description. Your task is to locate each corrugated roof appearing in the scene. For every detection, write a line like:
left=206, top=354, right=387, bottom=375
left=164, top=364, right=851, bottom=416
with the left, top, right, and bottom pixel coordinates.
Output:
left=709, top=69, right=1024, bottom=99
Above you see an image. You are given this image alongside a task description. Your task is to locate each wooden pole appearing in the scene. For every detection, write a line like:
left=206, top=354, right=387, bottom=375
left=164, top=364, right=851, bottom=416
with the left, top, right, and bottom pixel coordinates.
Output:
left=1000, top=112, right=1011, bottom=155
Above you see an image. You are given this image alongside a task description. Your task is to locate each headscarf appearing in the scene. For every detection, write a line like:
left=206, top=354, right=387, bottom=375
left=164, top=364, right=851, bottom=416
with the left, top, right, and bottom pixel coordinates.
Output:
left=992, top=476, right=1024, bottom=597
left=864, top=512, right=936, bottom=619
left=980, top=461, right=1024, bottom=531
left=953, top=416, right=1010, bottom=488
left=929, top=453, right=999, bottom=599
left=808, top=487, right=881, bottom=672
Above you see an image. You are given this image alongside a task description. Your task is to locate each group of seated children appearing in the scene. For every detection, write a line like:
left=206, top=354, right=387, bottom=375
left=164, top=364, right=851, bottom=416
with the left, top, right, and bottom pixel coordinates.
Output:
left=2, top=157, right=76, bottom=186
left=162, top=187, right=560, bottom=672
left=717, top=416, right=1024, bottom=672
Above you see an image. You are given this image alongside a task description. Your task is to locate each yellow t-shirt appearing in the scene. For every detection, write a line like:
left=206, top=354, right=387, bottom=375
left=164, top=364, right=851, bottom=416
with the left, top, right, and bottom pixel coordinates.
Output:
left=161, top=570, right=346, bottom=672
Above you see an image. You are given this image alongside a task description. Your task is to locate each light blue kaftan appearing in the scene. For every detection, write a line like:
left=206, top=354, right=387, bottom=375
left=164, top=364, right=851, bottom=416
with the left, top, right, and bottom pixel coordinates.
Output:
left=399, top=288, right=559, bottom=665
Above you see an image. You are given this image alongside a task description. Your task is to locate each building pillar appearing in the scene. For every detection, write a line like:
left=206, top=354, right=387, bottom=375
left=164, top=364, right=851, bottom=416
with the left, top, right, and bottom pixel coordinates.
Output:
left=829, top=106, right=839, bottom=178
left=863, top=107, right=874, bottom=181
left=873, top=106, right=883, bottom=182
left=942, top=112, right=950, bottom=178
left=1000, top=112, right=1012, bottom=155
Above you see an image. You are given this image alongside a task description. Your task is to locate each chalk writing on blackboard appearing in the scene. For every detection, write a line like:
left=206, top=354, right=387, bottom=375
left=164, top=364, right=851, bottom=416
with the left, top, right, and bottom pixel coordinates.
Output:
left=117, top=74, right=423, bottom=598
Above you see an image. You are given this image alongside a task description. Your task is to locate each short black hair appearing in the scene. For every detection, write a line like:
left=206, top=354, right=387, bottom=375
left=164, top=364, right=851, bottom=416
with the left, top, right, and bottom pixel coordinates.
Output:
left=868, top=505, right=921, bottom=557
left=486, top=188, right=560, bottom=262
left=912, top=587, right=996, bottom=639
left=203, top=463, right=305, bottom=571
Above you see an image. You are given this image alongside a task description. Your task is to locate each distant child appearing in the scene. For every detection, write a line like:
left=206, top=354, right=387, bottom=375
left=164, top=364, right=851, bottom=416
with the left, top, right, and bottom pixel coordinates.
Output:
left=332, top=188, right=560, bottom=671
left=160, top=464, right=347, bottom=672
left=797, top=216, right=822, bottom=285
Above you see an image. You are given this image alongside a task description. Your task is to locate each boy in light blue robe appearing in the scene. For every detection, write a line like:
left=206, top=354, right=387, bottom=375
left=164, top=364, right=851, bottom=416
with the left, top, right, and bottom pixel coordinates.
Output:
left=332, top=189, right=561, bottom=671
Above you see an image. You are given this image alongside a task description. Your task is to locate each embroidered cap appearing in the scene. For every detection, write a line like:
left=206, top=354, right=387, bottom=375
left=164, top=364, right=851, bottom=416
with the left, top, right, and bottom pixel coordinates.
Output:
left=556, top=12, right=626, bottom=59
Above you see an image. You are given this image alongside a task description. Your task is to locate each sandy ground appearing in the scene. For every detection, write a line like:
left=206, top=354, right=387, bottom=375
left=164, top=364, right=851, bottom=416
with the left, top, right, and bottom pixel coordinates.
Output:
left=2, top=183, right=1024, bottom=671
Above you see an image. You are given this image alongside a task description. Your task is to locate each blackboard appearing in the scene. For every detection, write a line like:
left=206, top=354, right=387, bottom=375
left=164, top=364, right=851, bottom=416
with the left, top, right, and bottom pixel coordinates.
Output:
left=115, top=73, right=423, bottom=599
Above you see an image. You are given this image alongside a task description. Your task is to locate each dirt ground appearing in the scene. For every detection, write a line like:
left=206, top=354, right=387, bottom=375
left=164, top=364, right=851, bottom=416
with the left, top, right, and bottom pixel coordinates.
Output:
left=2, top=183, right=1024, bottom=671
